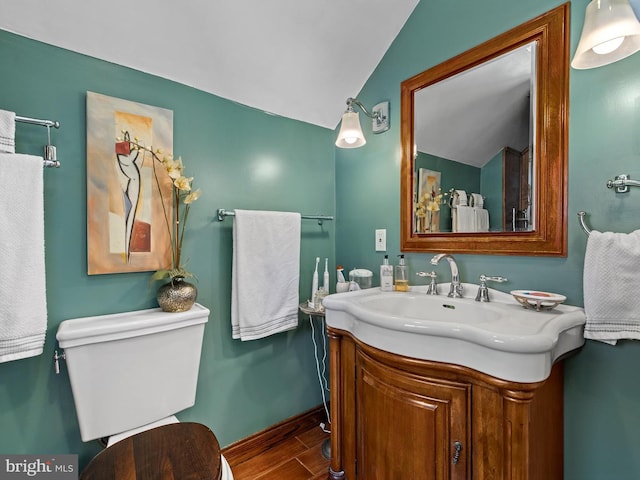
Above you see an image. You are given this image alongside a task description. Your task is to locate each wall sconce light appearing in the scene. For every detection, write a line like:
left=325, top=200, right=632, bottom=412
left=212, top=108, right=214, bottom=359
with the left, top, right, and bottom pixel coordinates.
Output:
left=335, top=97, right=390, bottom=148
left=572, top=0, right=640, bottom=69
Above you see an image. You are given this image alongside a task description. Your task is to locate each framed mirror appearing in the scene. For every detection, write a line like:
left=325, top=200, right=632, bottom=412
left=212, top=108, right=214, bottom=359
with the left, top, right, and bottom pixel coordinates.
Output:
left=400, top=4, right=569, bottom=256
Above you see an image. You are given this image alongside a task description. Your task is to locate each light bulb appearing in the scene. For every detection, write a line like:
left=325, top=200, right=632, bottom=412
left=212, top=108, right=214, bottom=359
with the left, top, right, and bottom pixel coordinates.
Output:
left=592, top=36, right=625, bottom=54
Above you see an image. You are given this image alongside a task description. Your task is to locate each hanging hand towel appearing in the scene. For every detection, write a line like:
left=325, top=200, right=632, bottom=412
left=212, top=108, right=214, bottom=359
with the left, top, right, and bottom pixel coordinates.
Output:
left=0, top=109, right=16, bottom=153
left=583, top=229, right=640, bottom=345
left=455, top=205, right=476, bottom=232
left=474, top=208, right=490, bottom=232
left=0, top=153, right=47, bottom=362
left=232, top=210, right=301, bottom=341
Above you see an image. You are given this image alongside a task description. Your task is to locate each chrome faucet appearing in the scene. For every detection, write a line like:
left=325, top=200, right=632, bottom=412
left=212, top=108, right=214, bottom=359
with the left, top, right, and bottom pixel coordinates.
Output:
left=430, top=253, right=463, bottom=298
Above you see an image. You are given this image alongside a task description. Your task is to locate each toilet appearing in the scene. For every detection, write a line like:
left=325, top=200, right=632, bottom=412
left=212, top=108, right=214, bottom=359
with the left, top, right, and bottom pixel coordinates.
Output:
left=56, top=303, right=234, bottom=479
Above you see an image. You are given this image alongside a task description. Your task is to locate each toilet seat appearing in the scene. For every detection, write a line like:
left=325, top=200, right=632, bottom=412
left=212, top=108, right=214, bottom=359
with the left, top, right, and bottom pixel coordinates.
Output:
left=80, top=422, right=228, bottom=480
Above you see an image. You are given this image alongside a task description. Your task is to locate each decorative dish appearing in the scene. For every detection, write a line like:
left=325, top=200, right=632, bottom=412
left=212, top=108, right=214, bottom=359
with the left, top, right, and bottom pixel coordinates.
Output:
left=510, top=290, right=566, bottom=312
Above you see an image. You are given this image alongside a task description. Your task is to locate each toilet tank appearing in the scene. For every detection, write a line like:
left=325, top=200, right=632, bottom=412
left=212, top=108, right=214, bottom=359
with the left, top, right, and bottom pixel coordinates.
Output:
left=56, top=303, right=209, bottom=442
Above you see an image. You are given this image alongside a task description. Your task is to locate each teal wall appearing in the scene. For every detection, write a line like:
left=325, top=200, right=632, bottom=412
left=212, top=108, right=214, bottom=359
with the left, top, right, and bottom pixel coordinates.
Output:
left=482, top=149, right=504, bottom=229
left=0, top=30, right=335, bottom=468
left=336, top=1, right=640, bottom=479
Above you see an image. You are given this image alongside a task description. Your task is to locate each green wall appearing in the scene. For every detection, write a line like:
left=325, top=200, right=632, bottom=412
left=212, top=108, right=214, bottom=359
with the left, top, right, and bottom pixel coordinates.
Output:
left=0, top=30, right=335, bottom=468
left=336, top=1, right=640, bottom=479
left=481, top=149, right=504, bottom=229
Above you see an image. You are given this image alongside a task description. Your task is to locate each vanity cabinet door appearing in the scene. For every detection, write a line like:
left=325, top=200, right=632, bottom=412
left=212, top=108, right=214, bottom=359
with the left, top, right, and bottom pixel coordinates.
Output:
left=355, top=349, right=471, bottom=480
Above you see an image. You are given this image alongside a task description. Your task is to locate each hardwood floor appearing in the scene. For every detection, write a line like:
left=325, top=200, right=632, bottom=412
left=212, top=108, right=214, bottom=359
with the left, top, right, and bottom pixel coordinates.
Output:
left=222, top=406, right=330, bottom=480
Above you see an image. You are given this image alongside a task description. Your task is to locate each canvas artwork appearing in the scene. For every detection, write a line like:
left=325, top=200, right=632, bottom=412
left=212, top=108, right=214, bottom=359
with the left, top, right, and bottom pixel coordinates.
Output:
left=86, top=92, right=173, bottom=275
left=416, top=168, right=442, bottom=233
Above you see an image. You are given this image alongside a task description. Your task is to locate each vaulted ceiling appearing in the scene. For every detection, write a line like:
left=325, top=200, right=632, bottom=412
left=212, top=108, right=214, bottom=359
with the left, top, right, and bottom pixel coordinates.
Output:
left=415, top=43, right=534, bottom=168
left=0, top=0, right=419, bottom=130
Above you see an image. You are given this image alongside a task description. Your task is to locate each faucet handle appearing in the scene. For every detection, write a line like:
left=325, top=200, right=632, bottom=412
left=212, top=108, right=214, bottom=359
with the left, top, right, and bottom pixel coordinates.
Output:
left=480, top=274, right=508, bottom=284
left=475, top=274, right=508, bottom=302
left=417, top=271, right=438, bottom=295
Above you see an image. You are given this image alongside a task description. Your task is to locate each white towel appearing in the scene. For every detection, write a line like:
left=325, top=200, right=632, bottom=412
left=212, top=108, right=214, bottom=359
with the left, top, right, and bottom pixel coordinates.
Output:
left=0, top=153, right=47, bottom=362
left=454, top=190, right=467, bottom=206
left=455, top=206, right=475, bottom=232
left=583, top=230, right=640, bottom=345
left=231, top=209, right=301, bottom=341
left=474, top=208, right=489, bottom=232
left=470, top=193, right=484, bottom=208
left=0, top=110, right=16, bottom=153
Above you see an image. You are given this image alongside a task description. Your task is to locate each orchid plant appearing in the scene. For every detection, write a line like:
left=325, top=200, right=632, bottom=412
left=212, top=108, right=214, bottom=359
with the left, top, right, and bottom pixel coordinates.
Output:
left=415, top=188, right=446, bottom=232
left=116, top=131, right=201, bottom=282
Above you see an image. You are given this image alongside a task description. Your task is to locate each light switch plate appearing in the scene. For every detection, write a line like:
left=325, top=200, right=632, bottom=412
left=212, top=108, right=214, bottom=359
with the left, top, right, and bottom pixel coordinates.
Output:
left=375, top=229, right=387, bottom=251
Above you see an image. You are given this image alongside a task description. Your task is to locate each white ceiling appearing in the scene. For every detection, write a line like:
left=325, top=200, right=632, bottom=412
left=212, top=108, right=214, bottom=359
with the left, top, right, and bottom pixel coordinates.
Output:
left=0, top=0, right=418, bottom=130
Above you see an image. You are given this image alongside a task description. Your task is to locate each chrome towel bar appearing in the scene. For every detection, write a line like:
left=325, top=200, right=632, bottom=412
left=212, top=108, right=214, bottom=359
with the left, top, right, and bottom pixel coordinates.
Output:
left=15, top=114, right=61, bottom=168
left=15, top=115, right=60, bottom=129
left=217, top=208, right=333, bottom=225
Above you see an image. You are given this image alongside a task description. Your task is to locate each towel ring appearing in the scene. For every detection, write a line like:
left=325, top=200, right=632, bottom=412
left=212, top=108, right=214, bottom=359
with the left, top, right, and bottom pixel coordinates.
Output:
left=577, top=211, right=592, bottom=236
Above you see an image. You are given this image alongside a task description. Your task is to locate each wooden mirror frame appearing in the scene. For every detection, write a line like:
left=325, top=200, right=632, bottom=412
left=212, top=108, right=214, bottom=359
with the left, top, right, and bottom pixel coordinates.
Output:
left=400, top=4, right=569, bottom=256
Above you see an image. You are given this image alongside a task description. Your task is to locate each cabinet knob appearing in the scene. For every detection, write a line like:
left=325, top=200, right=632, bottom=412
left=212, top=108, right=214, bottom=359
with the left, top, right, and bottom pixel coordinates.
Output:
left=452, top=441, right=462, bottom=465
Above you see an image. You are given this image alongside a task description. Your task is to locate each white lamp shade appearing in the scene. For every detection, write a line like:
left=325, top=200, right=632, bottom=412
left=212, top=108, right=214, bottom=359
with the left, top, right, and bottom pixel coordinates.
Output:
left=335, top=111, right=366, bottom=148
left=572, top=0, right=640, bottom=69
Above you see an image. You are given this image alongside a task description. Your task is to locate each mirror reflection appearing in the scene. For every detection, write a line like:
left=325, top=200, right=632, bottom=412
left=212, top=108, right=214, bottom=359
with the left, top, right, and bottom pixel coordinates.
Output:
left=400, top=4, right=569, bottom=256
left=413, top=42, right=536, bottom=234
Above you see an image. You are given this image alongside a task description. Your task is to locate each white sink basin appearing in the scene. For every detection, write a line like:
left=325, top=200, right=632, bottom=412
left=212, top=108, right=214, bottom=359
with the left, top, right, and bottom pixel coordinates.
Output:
left=323, top=283, right=585, bottom=383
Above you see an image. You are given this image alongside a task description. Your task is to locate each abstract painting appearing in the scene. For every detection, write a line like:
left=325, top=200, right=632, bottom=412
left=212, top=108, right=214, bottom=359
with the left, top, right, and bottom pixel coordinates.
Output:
left=416, top=168, right=441, bottom=233
left=87, top=92, right=173, bottom=274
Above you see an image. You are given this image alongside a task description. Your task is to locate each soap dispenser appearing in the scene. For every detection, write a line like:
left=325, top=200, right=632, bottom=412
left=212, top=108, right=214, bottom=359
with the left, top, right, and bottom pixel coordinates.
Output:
left=380, top=255, right=394, bottom=292
left=395, top=255, right=409, bottom=291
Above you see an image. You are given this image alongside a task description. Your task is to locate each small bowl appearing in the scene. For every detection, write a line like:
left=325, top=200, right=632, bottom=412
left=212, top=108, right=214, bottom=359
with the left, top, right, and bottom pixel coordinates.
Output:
left=510, top=290, right=566, bottom=312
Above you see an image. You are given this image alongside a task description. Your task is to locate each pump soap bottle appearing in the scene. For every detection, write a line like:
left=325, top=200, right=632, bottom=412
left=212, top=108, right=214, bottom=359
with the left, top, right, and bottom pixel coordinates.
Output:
left=395, top=254, right=409, bottom=291
left=380, top=255, right=394, bottom=292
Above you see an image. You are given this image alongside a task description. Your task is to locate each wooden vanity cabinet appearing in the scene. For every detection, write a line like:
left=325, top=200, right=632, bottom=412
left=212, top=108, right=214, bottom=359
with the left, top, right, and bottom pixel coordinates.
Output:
left=328, top=328, right=564, bottom=480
